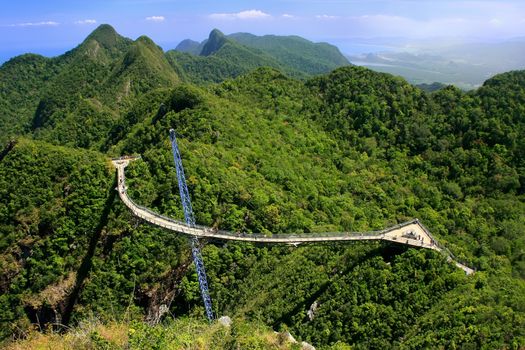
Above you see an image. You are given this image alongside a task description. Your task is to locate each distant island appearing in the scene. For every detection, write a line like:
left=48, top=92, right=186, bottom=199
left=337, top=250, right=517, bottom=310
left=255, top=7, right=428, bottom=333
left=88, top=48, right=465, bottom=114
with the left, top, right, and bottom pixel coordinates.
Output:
left=347, top=39, right=525, bottom=89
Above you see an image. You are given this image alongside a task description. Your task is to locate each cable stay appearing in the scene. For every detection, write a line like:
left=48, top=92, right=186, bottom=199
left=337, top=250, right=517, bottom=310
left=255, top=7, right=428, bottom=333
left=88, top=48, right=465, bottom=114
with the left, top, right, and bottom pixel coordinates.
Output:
left=169, top=129, right=214, bottom=322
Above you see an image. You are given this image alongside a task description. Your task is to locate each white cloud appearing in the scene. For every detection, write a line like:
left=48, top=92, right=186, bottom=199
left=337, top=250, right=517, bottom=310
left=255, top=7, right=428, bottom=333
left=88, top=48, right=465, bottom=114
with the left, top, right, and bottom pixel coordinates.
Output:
left=355, top=14, right=409, bottom=22
left=237, top=10, right=270, bottom=19
left=316, top=15, right=340, bottom=20
left=282, top=14, right=295, bottom=19
left=145, top=16, right=165, bottom=22
left=8, top=21, right=59, bottom=27
left=75, top=19, right=97, bottom=25
left=489, top=18, right=502, bottom=26
left=343, top=13, right=524, bottom=39
left=209, top=10, right=271, bottom=20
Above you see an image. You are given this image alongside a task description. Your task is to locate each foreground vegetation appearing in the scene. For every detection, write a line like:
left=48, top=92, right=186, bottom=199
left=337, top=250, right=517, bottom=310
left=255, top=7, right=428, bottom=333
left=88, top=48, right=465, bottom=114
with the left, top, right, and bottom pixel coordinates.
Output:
left=5, top=317, right=320, bottom=350
left=1, top=25, right=524, bottom=349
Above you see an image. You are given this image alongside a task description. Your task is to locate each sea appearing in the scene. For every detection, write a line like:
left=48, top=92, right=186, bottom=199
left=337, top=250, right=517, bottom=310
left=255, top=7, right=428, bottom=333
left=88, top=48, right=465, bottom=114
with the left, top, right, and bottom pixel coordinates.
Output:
left=0, top=47, right=70, bottom=65
left=322, top=38, right=405, bottom=56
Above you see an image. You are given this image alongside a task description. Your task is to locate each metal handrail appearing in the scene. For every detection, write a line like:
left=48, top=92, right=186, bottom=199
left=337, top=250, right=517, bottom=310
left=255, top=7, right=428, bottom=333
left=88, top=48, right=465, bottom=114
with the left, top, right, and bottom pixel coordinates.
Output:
left=123, top=190, right=408, bottom=239
left=114, top=159, right=475, bottom=274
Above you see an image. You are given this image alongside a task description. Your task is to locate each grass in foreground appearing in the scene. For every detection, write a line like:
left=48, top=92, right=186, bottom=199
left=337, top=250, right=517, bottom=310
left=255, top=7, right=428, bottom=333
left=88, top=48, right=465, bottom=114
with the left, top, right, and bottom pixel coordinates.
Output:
left=4, top=317, right=352, bottom=350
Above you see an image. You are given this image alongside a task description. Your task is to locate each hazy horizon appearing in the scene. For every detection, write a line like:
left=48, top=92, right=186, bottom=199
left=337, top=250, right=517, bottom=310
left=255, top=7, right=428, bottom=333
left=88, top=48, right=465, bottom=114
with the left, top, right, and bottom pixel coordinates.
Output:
left=2, top=27, right=525, bottom=65
left=1, top=0, right=525, bottom=63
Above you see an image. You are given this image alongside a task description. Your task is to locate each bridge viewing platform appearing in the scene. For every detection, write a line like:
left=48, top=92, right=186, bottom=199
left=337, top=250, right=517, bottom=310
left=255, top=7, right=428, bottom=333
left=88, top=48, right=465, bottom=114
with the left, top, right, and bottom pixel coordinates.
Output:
left=111, top=157, right=474, bottom=275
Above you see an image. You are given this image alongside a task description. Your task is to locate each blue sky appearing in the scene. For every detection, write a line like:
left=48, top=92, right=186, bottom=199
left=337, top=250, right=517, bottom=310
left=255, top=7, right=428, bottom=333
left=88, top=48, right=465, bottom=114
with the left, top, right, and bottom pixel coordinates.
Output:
left=1, top=0, right=525, bottom=62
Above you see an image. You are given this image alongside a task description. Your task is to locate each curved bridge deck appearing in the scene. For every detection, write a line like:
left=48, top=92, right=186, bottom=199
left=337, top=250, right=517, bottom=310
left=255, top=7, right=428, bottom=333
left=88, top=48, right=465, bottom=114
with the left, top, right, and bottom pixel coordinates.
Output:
left=112, top=158, right=474, bottom=275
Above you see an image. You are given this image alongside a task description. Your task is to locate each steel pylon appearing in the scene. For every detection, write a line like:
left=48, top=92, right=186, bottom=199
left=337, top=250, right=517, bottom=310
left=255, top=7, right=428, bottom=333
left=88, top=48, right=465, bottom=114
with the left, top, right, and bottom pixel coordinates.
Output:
left=169, top=129, right=214, bottom=322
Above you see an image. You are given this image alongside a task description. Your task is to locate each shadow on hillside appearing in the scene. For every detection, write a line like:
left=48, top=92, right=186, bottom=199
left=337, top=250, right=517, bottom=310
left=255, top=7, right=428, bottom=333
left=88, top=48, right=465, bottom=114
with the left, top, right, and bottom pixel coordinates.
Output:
left=273, top=243, right=409, bottom=329
left=0, top=140, right=17, bottom=162
left=60, top=174, right=118, bottom=327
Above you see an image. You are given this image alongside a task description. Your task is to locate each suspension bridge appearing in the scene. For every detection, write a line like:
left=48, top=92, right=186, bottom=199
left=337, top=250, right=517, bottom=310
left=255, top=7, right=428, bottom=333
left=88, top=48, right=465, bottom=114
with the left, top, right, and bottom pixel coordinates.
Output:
left=111, top=157, right=474, bottom=275
left=112, top=129, right=474, bottom=322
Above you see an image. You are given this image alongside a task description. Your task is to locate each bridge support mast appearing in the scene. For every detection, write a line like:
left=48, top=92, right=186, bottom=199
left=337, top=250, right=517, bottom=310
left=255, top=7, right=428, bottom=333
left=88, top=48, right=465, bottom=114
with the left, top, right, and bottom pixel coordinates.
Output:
left=169, top=129, right=214, bottom=322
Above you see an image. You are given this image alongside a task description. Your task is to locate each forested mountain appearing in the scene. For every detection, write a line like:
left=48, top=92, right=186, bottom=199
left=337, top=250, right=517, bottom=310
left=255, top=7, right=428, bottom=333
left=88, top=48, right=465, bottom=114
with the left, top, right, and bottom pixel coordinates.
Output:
left=0, top=26, right=349, bottom=147
left=174, top=39, right=203, bottom=55
left=166, top=29, right=289, bottom=85
left=228, top=32, right=350, bottom=74
left=173, top=29, right=351, bottom=77
left=1, top=24, right=525, bottom=349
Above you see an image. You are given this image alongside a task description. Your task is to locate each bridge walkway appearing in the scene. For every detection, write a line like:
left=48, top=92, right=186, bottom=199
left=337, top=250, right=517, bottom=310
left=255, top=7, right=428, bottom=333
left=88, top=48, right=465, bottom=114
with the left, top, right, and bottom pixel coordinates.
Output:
left=112, top=158, right=474, bottom=275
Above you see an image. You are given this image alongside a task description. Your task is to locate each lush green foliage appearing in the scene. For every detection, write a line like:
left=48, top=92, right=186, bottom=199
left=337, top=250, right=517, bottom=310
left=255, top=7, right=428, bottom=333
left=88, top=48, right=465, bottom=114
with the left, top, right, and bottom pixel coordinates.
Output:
left=0, top=26, right=350, bottom=150
left=0, top=54, right=62, bottom=145
left=175, top=39, right=203, bottom=55
left=416, top=82, right=447, bottom=93
left=0, top=139, right=112, bottom=338
left=166, top=43, right=286, bottom=85
left=0, top=25, right=524, bottom=349
left=228, top=32, right=350, bottom=75
left=168, top=28, right=351, bottom=85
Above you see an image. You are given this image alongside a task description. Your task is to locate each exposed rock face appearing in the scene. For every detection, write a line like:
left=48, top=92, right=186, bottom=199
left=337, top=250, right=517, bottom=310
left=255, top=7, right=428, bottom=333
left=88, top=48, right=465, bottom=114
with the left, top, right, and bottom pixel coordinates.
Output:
left=301, top=341, right=316, bottom=350
left=144, top=262, right=190, bottom=325
left=218, top=315, right=232, bottom=327
left=280, top=331, right=296, bottom=343
left=307, top=300, right=319, bottom=321
left=275, top=330, right=316, bottom=349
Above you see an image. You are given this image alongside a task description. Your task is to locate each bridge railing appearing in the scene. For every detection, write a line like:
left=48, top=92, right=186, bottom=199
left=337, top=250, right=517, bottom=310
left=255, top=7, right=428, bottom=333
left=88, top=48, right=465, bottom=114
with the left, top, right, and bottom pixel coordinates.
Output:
left=115, top=161, right=474, bottom=272
left=416, top=220, right=473, bottom=270
left=120, top=188, right=421, bottom=240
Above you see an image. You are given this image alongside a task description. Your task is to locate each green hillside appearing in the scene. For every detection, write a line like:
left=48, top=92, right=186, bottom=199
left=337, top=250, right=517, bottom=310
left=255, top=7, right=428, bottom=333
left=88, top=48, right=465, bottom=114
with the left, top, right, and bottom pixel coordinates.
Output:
left=172, top=29, right=351, bottom=79
left=0, top=26, right=350, bottom=148
left=166, top=30, right=289, bottom=84
left=0, top=54, right=60, bottom=142
left=0, top=26, right=524, bottom=349
left=228, top=32, right=350, bottom=75
left=174, top=38, right=203, bottom=55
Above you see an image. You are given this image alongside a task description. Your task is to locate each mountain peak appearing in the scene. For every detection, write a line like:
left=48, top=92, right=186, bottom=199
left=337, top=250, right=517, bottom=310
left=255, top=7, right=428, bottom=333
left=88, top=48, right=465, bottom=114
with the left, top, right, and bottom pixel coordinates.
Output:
left=210, top=28, right=225, bottom=37
left=135, top=35, right=160, bottom=49
left=200, top=29, right=228, bottom=56
left=86, top=24, right=120, bottom=48
left=175, top=39, right=202, bottom=55
left=67, top=24, right=132, bottom=61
